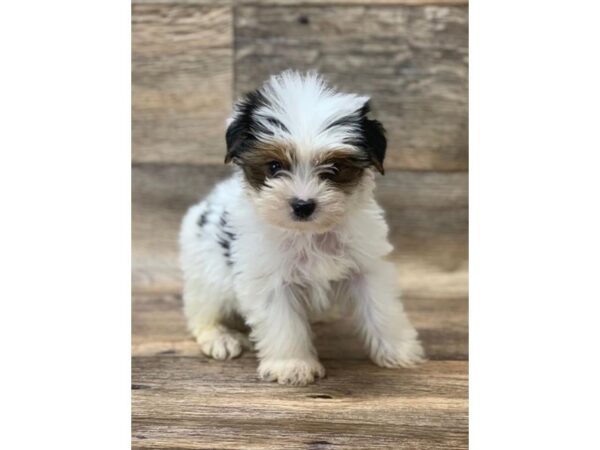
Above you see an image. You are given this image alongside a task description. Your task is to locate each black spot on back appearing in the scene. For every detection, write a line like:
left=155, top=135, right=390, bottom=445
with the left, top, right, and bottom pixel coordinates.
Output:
left=218, top=239, right=230, bottom=251
left=196, top=206, right=210, bottom=228
left=198, top=211, right=206, bottom=227
left=218, top=211, right=235, bottom=267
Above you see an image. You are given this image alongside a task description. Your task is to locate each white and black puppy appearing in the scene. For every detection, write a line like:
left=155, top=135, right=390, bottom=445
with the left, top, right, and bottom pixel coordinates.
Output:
left=180, top=71, right=424, bottom=385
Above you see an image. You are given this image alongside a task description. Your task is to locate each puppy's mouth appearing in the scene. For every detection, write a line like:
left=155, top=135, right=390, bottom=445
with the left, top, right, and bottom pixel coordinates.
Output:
left=291, top=213, right=315, bottom=223
left=267, top=209, right=337, bottom=234
left=285, top=212, right=337, bottom=234
left=289, top=212, right=317, bottom=226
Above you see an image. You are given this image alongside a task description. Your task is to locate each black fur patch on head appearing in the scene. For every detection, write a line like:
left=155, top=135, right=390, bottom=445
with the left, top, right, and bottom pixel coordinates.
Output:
left=331, top=102, right=387, bottom=175
left=356, top=102, right=387, bottom=174
left=225, top=90, right=269, bottom=164
left=324, top=114, right=358, bottom=133
left=224, top=91, right=293, bottom=190
left=265, top=117, right=289, bottom=133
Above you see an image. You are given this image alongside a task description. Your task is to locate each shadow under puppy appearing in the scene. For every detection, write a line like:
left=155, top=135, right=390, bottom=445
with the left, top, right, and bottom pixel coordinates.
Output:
left=179, top=71, right=424, bottom=385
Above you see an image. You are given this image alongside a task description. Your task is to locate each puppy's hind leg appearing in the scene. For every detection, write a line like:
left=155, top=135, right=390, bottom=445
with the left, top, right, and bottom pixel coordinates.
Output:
left=183, top=279, right=251, bottom=360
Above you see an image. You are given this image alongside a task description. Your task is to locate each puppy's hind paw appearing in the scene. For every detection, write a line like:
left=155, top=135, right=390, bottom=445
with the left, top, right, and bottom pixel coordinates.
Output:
left=371, top=338, right=426, bottom=369
left=194, top=325, right=252, bottom=360
left=258, top=358, right=326, bottom=386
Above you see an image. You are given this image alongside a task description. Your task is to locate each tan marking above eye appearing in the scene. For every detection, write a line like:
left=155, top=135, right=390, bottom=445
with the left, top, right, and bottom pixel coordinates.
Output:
left=234, top=143, right=295, bottom=190
left=317, top=158, right=366, bottom=186
left=313, top=149, right=358, bottom=165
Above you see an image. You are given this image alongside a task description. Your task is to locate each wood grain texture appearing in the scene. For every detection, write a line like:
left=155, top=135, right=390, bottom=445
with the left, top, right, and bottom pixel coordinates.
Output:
left=132, top=4, right=233, bottom=165
left=132, top=357, right=467, bottom=449
left=133, top=1, right=468, bottom=6
left=235, top=5, right=468, bottom=171
left=132, top=164, right=467, bottom=296
left=132, top=293, right=467, bottom=360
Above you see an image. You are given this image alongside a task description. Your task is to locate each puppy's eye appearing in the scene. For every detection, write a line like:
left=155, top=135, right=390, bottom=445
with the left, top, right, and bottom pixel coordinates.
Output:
left=320, top=163, right=340, bottom=180
left=267, top=160, right=283, bottom=176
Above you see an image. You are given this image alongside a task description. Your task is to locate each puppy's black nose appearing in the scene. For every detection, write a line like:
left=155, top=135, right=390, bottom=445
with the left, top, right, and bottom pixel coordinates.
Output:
left=290, top=198, right=316, bottom=220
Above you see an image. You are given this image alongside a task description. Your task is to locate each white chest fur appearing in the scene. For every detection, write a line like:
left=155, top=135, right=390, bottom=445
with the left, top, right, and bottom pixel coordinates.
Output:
left=277, top=231, right=358, bottom=285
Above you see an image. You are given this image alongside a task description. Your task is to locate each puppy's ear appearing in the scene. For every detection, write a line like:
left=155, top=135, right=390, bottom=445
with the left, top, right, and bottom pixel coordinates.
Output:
left=224, top=90, right=264, bottom=164
left=224, top=115, right=245, bottom=164
left=360, top=102, right=387, bottom=175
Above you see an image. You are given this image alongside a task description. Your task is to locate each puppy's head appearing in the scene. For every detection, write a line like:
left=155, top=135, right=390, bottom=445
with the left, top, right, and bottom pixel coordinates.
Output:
left=225, top=71, right=386, bottom=232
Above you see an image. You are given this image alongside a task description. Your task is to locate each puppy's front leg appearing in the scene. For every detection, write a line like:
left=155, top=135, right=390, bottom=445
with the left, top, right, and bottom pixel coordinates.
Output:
left=243, top=285, right=325, bottom=385
left=351, top=261, right=425, bottom=368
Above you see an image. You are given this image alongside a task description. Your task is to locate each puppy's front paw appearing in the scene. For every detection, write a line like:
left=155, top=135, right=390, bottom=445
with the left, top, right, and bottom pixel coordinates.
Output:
left=371, top=338, right=426, bottom=368
left=194, top=326, right=251, bottom=360
left=258, top=358, right=326, bottom=386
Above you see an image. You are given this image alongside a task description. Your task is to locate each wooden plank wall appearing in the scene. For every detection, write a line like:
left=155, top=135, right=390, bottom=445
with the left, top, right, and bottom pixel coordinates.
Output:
left=132, top=0, right=468, bottom=296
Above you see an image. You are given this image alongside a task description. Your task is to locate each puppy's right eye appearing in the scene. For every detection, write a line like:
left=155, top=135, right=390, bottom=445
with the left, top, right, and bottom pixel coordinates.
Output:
left=267, top=161, right=283, bottom=177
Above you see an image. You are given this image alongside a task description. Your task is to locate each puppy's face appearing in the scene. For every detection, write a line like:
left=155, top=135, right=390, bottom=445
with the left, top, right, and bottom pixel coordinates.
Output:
left=225, top=72, right=387, bottom=233
left=235, top=143, right=374, bottom=232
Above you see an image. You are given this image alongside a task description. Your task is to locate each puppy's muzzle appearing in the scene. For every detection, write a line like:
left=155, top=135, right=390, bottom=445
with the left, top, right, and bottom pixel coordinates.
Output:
left=290, top=198, right=316, bottom=220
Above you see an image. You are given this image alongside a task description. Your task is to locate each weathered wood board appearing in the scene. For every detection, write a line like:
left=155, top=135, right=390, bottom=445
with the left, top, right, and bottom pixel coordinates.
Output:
left=132, top=164, right=468, bottom=296
left=132, top=357, right=468, bottom=449
left=133, top=1, right=468, bottom=6
left=132, top=277, right=468, bottom=449
left=132, top=4, right=467, bottom=169
left=235, top=5, right=468, bottom=171
left=132, top=5, right=233, bottom=165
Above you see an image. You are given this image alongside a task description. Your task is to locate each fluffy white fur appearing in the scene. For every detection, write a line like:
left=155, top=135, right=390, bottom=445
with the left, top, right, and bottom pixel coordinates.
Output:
left=180, top=71, right=424, bottom=385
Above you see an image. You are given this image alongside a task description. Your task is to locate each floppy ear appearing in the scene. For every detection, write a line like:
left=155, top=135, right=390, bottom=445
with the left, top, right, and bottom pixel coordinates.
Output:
left=360, top=102, right=387, bottom=175
left=224, top=90, right=264, bottom=164
left=224, top=115, right=246, bottom=164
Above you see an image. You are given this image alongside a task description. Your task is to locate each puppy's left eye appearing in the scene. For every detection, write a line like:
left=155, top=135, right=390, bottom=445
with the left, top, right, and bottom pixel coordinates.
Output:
left=267, top=161, right=283, bottom=176
left=320, top=163, right=340, bottom=180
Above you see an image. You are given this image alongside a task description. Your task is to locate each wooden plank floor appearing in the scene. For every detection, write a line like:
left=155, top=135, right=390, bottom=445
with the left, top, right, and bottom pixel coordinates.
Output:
left=132, top=285, right=468, bottom=449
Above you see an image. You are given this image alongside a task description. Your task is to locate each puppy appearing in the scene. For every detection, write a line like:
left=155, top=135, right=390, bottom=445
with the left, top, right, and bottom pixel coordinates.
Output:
left=179, top=71, right=424, bottom=385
